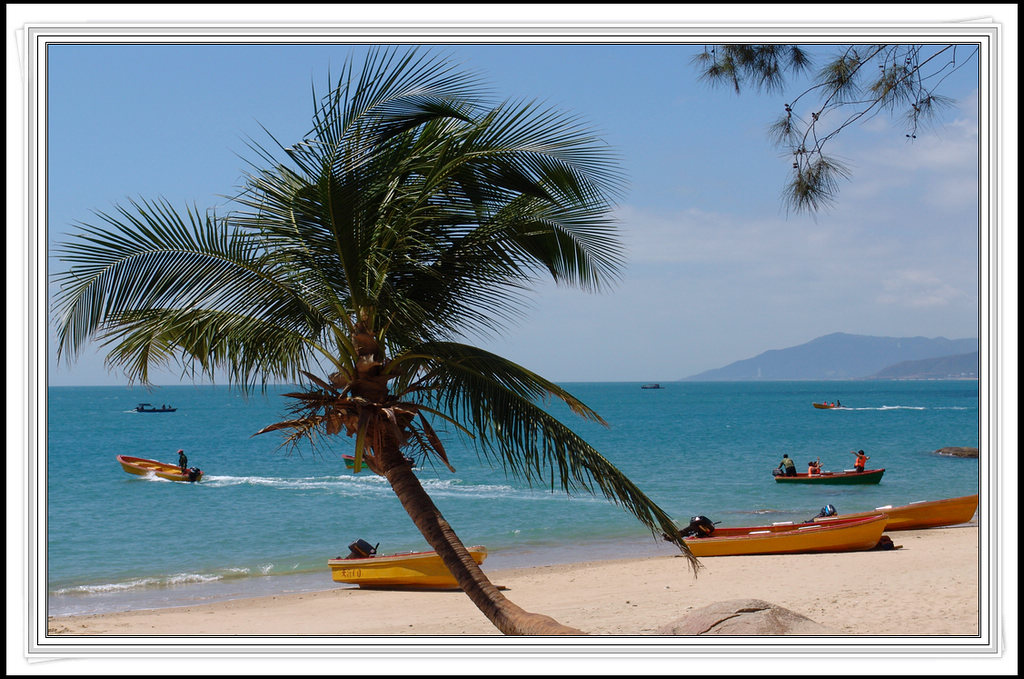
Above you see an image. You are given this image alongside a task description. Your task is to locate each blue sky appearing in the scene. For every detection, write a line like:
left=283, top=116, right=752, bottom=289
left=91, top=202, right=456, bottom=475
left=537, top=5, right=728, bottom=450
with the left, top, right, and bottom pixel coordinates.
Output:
left=41, top=34, right=984, bottom=386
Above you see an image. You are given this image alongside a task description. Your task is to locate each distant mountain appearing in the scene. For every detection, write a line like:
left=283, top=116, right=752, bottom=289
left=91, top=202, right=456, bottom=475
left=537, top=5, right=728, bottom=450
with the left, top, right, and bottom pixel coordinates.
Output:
left=869, top=351, right=979, bottom=379
left=682, top=333, right=979, bottom=381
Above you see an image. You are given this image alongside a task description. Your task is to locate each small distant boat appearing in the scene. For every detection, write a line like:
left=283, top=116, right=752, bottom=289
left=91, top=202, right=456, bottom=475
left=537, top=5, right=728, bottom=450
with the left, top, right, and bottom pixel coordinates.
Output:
left=812, top=402, right=839, bottom=409
left=328, top=542, right=488, bottom=589
left=773, top=468, right=885, bottom=484
left=681, top=514, right=887, bottom=557
left=116, top=455, right=202, bottom=482
left=134, top=403, right=176, bottom=413
left=814, top=494, right=978, bottom=531
left=640, top=384, right=664, bottom=390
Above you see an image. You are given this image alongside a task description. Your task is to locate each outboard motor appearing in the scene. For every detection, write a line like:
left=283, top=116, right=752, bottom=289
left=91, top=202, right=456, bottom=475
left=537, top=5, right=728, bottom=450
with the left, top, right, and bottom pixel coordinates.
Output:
left=186, top=467, right=201, bottom=483
left=807, top=504, right=838, bottom=522
left=679, top=515, right=717, bottom=538
left=345, top=539, right=379, bottom=559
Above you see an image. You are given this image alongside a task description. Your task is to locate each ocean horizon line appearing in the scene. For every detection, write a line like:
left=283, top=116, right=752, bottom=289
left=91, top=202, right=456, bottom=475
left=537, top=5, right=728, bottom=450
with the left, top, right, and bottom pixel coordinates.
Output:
left=48, top=376, right=980, bottom=389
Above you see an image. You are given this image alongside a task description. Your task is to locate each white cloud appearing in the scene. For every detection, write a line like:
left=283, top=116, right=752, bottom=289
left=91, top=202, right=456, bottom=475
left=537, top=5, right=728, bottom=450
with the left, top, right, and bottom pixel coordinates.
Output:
left=598, top=196, right=978, bottom=377
left=825, top=87, right=979, bottom=213
left=616, top=205, right=818, bottom=267
left=876, top=270, right=974, bottom=309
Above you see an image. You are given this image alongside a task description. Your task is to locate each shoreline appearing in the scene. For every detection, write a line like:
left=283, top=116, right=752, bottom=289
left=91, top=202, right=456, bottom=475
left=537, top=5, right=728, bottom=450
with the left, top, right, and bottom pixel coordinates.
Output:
left=48, top=525, right=979, bottom=637
left=47, top=532, right=687, bottom=618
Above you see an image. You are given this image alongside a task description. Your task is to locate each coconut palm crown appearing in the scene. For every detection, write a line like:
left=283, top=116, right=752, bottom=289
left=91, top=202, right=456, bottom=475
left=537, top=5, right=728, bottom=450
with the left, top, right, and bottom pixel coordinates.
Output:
left=52, top=47, right=697, bottom=635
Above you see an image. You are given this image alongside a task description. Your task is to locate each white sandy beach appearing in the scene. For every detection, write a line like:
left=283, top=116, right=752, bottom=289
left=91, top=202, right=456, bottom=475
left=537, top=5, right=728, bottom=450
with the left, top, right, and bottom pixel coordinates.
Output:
left=47, top=525, right=979, bottom=637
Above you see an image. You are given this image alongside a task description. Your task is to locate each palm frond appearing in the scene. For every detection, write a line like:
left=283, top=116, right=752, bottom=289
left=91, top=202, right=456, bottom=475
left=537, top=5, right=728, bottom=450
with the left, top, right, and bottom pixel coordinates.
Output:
left=390, top=341, right=697, bottom=567
left=228, top=59, right=626, bottom=349
left=93, top=307, right=319, bottom=387
left=51, top=197, right=337, bottom=387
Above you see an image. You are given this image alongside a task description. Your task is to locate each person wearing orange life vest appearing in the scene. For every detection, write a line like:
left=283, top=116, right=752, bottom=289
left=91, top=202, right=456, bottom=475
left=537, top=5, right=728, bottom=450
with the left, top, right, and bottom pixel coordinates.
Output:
left=808, top=459, right=822, bottom=475
left=852, top=449, right=869, bottom=473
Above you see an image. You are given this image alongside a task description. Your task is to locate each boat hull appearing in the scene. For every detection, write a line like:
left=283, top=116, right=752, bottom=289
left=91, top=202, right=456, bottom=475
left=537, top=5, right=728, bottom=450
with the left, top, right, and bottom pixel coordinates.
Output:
left=328, top=546, right=488, bottom=589
left=815, top=494, right=978, bottom=531
left=684, top=515, right=887, bottom=557
left=116, top=455, right=202, bottom=482
left=812, top=402, right=838, bottom=409
left=775, top=468, right=884, bottom=484
left=134, top=403, right=176, bottom=412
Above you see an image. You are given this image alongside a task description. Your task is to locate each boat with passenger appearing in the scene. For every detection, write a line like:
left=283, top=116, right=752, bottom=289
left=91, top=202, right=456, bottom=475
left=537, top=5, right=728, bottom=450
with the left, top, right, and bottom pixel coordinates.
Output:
left=134, top=403, right=176, bottom=413
left=116, top=455, right=202, bottom=482
left=773, top=467, right=884, bottom=484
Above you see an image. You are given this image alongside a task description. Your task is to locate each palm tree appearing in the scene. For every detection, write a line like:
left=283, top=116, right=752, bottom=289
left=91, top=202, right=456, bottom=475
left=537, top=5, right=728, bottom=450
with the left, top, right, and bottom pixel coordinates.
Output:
left=52, top=47, right=697, bottom=635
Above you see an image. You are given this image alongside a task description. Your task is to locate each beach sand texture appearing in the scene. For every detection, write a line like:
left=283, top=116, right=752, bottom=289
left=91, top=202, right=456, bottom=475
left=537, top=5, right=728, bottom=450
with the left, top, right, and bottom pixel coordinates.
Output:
left=47, top=526, right=978, bottom=637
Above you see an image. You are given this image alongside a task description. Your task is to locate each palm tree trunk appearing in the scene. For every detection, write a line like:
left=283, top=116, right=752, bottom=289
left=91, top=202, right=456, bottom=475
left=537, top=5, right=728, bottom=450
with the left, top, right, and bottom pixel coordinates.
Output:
left=378, top=444, right=585, bottom=635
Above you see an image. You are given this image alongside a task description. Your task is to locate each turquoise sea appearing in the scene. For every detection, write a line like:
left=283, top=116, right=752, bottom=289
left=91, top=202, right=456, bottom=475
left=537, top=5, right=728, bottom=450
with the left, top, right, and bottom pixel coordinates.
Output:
left=45, top=380, right=979, bottom=617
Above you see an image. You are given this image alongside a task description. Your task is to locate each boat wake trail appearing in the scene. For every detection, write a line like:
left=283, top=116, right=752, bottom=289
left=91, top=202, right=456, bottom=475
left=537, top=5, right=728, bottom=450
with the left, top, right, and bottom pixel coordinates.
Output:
left=196, top=473, right=593, bottom=504
left=847, top=405, right=927, bottom=411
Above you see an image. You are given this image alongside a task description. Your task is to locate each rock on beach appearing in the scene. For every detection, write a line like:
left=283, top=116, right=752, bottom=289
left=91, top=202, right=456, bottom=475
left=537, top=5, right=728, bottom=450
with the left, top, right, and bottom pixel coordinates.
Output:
left=656, top=599, right=837, bottom=636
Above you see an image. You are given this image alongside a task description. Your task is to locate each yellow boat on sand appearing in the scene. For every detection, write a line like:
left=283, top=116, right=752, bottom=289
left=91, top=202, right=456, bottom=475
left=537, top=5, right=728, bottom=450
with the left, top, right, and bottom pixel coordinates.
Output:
left=681, top=514, right=887, bottom=557
left=814, top=494, right=978, bottom=531
left=328, top=542, right=488, bottom=589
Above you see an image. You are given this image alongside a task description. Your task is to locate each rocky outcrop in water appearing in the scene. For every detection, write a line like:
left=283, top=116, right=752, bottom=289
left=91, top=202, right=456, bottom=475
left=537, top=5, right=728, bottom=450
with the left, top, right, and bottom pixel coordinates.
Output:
left=935, top=447, right=979, bottom=458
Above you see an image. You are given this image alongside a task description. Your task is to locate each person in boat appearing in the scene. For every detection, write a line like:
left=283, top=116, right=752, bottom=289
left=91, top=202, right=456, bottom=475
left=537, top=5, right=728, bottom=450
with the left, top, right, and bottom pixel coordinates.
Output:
left=777, top=454, right=797, bottom=476
left=852, top=449, right=870, bottom=473
left=808, top=459, right=822, bottom=475
left=178, top=449, right=188, bottom=472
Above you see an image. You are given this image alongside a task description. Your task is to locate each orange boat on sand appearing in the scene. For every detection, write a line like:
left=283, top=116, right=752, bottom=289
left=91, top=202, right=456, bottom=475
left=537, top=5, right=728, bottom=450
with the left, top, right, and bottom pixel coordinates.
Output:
left=680, top=514, right=888, bottom=557
left=814, top=494, right=978, bottom=531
